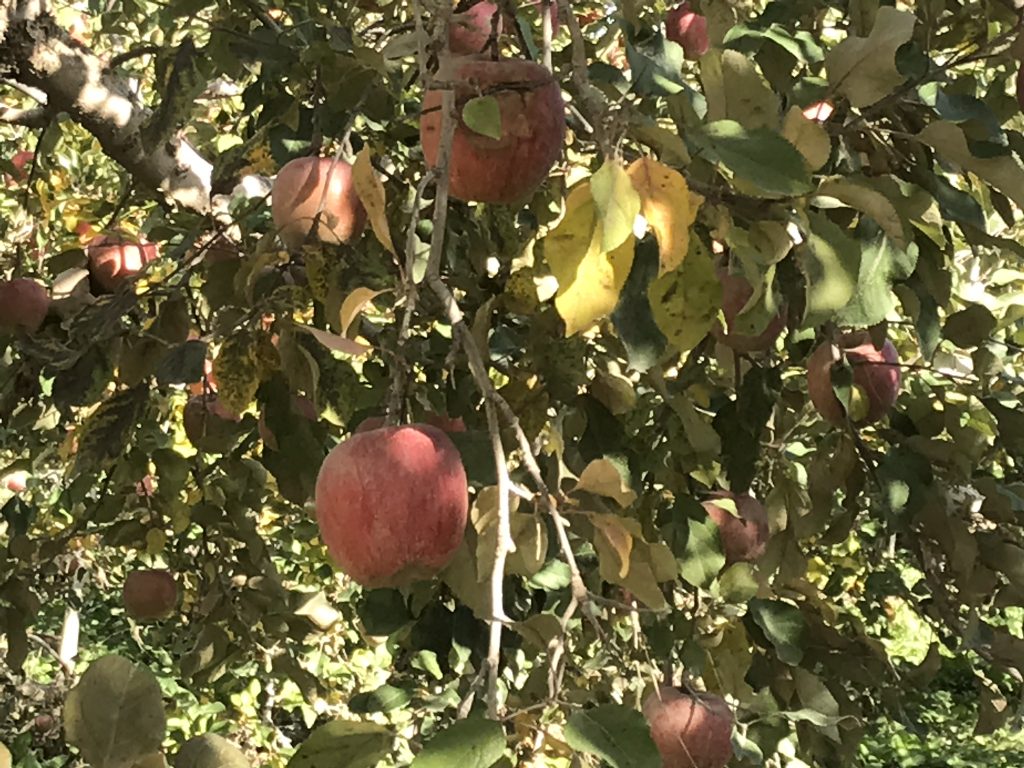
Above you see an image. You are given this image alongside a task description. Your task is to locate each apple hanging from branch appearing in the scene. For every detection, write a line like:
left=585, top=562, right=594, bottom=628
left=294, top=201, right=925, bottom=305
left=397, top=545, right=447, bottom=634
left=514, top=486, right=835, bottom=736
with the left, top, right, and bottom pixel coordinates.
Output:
left=0, top=278, right=50, bottom=333
left=314, top=424, right=469, bottom=588
left=806, top=331, right=901, bottom=426
left=122, top=569, right=179, bottom=621
left=271, top=156, right=367, bottom=250
left=643, top=686, right=734, bottom=768
left=420, top=57, right=565, bottom=204
left=702, top=491, right=770, bottom=565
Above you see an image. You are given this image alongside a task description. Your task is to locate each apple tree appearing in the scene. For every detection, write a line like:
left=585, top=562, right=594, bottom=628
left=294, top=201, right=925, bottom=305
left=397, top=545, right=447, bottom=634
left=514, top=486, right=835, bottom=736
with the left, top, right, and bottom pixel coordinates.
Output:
left=2, top=0, right=1024, bottom=766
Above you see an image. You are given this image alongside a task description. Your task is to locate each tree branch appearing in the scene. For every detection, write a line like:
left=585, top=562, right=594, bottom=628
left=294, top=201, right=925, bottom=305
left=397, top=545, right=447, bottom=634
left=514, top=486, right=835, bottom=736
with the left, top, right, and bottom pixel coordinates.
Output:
left=0, top=5, right=212, bottom=213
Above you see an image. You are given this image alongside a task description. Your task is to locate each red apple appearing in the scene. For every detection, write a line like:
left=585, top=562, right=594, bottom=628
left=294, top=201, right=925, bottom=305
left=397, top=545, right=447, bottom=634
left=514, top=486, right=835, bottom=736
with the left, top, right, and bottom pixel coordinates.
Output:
left=87, top=234, right=159, bottom=293
left=807, top=331, right=901, bottom=426
left=702, top=491, right=769, bottom=565
left=420, top=57, right=565, bottom=204
left=712, top=269, right=785, bottom=352
left=315, top=424, right=469, bottom=588
left=271, top=156, right=367, bottom=250
left=449, top=2, right=502, bottom=54
left=183, top=394, right=241, bottom=447
left=122, top=569, right=178, bottom=621
left=666, top=3, right=709, bottom=60
left=643, top=687, right=734, bottom=768
left=0, top=278, right=50, bottom=333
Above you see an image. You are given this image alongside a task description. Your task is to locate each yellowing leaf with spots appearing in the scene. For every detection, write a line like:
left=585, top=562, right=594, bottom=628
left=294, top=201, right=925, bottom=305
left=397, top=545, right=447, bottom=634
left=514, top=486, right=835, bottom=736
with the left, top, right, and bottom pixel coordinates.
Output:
left=648, top=239, right=722, bottom=352
left=627, top=157, right=703, bottom=275
left=546, top=182, right=635, bottom=336
left=352, top=146, right=396, bottom=255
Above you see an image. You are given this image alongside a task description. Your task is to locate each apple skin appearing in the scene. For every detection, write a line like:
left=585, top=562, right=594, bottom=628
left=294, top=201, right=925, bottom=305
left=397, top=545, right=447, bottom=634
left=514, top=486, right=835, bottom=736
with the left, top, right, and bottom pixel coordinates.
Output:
left=643, top=687, right=734, bottom=768
left=0, top=278, right=50, bottom=333
left=420, top=57, right=565, bottom=204
left=449, top=2, right=502, bottom=54
left=271, top=157, right=367, bottom=250
left=712, top=270, right=785, bottom=353
left=315, top=424, right=469, bottom=588
left=807, top=331, right=901, bottom=426
left=183, top=394, right=241, bottom=447
left=702, top=491, right=770, bottom=565
left=86, top=235, right=159, bottom=293
left=665, top=3, right=709, bottom=60
left=122, top=569, right=178, bottom=621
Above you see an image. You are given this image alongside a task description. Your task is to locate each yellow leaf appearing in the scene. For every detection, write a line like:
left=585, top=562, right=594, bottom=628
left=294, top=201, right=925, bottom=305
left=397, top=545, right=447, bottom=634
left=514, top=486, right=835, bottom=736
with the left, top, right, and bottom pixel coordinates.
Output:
left=546, top=182, right=634, bottom=336
left=352, top=146, right=396, bottom=255
left=589, top=513, right=634, bottom=579
left=627, top=156, right=702, bottom=274
left=648, top=240, right=722, bottom=352
left=574, top=458, right=637, bottom=508
left=590, top=157, right=642, bottom=253
left=782, top=106, right=832, bottom=172
left=339, top=286, right=386, bottom=338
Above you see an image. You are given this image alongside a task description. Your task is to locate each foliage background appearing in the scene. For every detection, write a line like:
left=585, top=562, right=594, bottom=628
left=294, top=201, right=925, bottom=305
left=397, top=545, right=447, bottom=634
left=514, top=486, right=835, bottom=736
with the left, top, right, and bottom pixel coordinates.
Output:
left=3, top=0, right=1024, bottom=766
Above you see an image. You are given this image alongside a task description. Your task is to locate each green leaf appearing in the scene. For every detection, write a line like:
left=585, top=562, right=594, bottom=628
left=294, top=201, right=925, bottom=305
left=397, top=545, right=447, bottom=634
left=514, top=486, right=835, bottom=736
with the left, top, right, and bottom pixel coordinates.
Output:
left=590, top=158, right=642, bottom=254
left=748, top=598, right=805, bottom=665
left=943, top=304, right=997, bottom=349
left=287, top=720, right=392, bottom=768
left=718, top=563, right=759, bottom=603
left=836, top=230, right=918, bottom=327
left=610, top=239, right=668, bottom=371
left=692, top=120, right=814, bottom=198
left=348, top=684, right=411, bottom=714
left=410, top=718, right=506, bottom=768
left=564, top=705, right=661, bottom=768
left=461, top=96, right=502, bottom=140
left=156, top=340, right=208, bottom=386
left=624, top=32, right=687, bottom=96
left=679, top=516, right=726, bottom=589
left=701, top=50, right=781, bottom=131
left=65, top=655, right=166, bottom=768
left=72, top=386, right=147, bottom=476
left=825, top=6, right=916, bottom=108
left=796, top=211, right=861, bottom=326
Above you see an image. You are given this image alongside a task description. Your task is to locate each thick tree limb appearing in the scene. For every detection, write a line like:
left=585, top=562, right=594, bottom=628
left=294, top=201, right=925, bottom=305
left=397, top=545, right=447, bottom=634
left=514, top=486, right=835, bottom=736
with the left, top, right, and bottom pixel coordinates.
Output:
left=0, top=101, right=46, bottom=126
left=0, top=2, right=212, bottom=213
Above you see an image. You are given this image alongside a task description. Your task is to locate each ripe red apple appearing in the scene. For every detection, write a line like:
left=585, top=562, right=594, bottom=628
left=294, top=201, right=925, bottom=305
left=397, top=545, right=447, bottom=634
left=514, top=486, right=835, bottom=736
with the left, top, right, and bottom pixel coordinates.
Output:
left=271, top=156, right=367, bottom=250
left=315, top=424, right=469, bottom=587
left=712, top=270, right=785, bottom=353
left=183, top=394, right=240, bottom=447
left=807, top=331, right=901, bottom=426
left=702, top=491, right=769, bottom=565
left=420, top=57, right=565, bottom=204
left=122, top=569, right=178, bottom=621
left=643, top=687, right=733, bottom=768
left=666, top=3, right=709, bottom=60
left=87, top=234, right=159, bottom=293
left=0, top=278, right=50, bottom=333
left=259, top=395, right=317, bottom=450
left=449, top=2, right=502, bottom=54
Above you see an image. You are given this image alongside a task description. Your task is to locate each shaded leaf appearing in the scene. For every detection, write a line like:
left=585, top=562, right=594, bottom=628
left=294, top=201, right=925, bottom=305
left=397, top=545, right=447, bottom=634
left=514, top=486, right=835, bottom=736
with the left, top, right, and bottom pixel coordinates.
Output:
left=748, top=599, right=805, bottom=665
left=944, top=304, right=997, bottom=349
left=692, top=120, right=814, bottom=198
left=287, top=720, right=391, bottom=768
left=65, top=655, right=166, bottom=768
left=175, top=734, right=248, bottom=768
left=575, top=458, right=638, bottom=507
left=409, top=718, right=505, bottom=768
left=564, top=705, right=661, bottom=768
left=462, top=96, right=503, bottom=141
left=648, top=240, right=721, bottom=352
left=825, top=7, right=916, bottom=108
